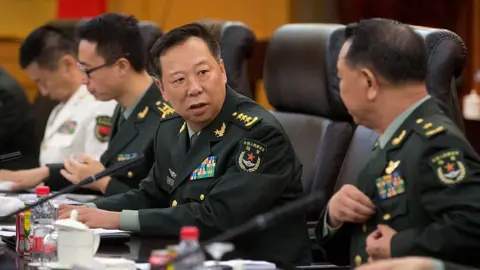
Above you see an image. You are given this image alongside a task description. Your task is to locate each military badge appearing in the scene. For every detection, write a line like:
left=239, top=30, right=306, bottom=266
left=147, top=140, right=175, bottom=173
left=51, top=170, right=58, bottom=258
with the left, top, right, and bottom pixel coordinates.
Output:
left=236, top=139, right=267, bottom=173
left=189, top=156, right=217, bottom=180
left=117, top=153, right=138, bottom=161
left=57, top=120, right=77, bottom=134
left=376, top=171, right=406, bottom=200
left=430, top=149, right=466, bottom=185
left=385, top=160, right=401, bottom=175
left=94, top=115, right=112, bottom=142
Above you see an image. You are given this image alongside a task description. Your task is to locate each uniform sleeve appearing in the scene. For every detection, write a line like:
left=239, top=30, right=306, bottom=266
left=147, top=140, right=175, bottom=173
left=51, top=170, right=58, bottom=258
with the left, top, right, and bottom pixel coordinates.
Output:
left=391, top=134, right=480, bottom=261
left=83, top=101, right=117, bottom=160
left=134, top=124, right=298, bottom=238
left=93, top=162, right=169, bottom=211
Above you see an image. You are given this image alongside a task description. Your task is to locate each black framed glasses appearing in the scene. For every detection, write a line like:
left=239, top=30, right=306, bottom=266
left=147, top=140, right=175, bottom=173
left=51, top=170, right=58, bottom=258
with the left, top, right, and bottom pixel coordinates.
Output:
left=77, top=62, right=110, bottom=78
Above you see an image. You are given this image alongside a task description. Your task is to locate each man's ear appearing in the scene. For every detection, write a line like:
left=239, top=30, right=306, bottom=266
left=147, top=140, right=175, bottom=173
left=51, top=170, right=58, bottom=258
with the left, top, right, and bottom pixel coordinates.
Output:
left=158, top=79, right=169, bottom=102
left=361, top=68, right=379, bottom=101
left=218, top=58, right=227, bottom=85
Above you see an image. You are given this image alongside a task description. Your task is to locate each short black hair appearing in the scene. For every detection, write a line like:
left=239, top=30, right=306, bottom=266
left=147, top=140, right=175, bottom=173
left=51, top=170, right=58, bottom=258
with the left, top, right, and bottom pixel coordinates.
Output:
left=344, top=18, right=428, bottom=84
left=150, top=23, right=220, bottom=78
left=77, top=13, right=146, bottom=72
left=138, top=21, right=163, bottom=76
left=19, top=25, right=77, bottom=70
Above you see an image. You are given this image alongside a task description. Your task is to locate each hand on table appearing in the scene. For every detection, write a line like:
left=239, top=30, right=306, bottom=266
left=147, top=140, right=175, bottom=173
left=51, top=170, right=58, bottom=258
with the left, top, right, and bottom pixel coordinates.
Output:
left=58, top=204, right=120, bottom=229
left=0, top=167, right=49, bottom=190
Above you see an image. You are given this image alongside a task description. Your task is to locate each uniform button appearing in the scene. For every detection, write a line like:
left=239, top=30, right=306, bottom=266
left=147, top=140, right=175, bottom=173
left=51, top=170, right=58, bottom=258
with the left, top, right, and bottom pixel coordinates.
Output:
left=355, top=255, right=362, bottom=266
left=156, top=101, right=161, bottom=106
left=171, top=200, right=177, bottom=207
left=416, top=118, right=424, bottom=124
left=383, top=213, right=391, bottom=220
left=127, top=171, right=134, bottom=178
left=362, top=224, right=366, bottom=233
left=200, top=194, right=205, bottom=201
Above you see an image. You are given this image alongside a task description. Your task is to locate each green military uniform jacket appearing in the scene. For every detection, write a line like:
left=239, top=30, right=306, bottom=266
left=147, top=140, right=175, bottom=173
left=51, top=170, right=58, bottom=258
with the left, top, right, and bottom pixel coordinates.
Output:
left=93, top=87, right=312, bottom=268
left=45, top=82, right=165, bottom=196
left=316, top=98, right=480, bottom=268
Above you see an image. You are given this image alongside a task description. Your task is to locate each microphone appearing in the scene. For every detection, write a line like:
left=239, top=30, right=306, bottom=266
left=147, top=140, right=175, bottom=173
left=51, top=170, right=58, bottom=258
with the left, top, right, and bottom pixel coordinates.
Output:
left=0, top=155, right=145, bottom=221
left=159, top=191, right=322, bottom=267
left=0, top=151, right=21, bottom=163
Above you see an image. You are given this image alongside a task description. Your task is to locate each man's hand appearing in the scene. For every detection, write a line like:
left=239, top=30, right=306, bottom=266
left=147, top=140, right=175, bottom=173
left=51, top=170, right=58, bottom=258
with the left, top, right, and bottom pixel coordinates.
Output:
left=327, top=184, right=375, bottom=228
left=0, top=167, right=49, bottom=190
left=58, top=204, right=120, bottom=229
left=356, top=257, right=434, bottom=270
left=366, top=224, right=397, bottom=261
left=60, top=154, right=109, bottom=192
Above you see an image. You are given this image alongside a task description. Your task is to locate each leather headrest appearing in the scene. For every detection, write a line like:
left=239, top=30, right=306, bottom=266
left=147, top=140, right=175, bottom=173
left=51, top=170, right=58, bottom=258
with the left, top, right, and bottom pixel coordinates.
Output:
left=411, top=26, right=467, bottom=78
left=264, top=24, right=351, bottom=122
left=198, top=20, right=256, bottom=97
left=138, top=21, right=163, bottom=51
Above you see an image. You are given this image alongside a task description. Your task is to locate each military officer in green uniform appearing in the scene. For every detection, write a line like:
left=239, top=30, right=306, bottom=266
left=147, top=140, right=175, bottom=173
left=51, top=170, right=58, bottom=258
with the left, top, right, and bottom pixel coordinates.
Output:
left=59, top=23, right=312, bottom=267
left=316, top=19, right=480, bottom=268
left=2, top=14, right=165, bottom=197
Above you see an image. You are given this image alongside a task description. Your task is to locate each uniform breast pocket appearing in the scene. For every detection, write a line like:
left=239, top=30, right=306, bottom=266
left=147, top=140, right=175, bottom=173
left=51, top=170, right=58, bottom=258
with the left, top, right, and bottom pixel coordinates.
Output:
left=378, top=194, right=410, bottom=229
left=53, top=134, right=75, bottom=148
left=182, top=178, right=214, bottom=203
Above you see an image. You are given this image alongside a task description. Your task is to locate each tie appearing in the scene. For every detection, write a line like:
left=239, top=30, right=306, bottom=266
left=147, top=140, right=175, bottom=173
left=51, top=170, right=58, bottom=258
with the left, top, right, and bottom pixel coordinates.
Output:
left=118, top=114, right=126, bottom=127
left=190, top=132, right=199, bottom=148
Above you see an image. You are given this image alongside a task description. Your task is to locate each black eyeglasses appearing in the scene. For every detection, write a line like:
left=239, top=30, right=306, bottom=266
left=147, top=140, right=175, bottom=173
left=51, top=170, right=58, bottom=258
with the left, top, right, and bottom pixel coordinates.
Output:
left=77, top=62, right=110, bottom=78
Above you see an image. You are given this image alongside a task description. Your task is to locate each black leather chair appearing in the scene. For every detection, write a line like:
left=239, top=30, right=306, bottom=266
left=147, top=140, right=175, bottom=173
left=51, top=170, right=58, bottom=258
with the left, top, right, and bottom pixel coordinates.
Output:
left=138, top=20, right=163, bottom=76
left=198, top=20, right=256, bottom=98
left=263, top=24, right=354, bottom=223
left=334, top=25, right=468, bottom=191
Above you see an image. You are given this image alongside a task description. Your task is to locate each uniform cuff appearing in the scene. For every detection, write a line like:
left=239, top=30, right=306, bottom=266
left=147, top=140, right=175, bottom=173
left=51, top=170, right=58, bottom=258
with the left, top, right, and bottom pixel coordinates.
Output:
left=84, top=203, right=97, bottom=208
left=323, top=208, right=342, bottom=237
left=431, top=259, right=445, bottom=270
left=120, top=210, right=141, bottom=232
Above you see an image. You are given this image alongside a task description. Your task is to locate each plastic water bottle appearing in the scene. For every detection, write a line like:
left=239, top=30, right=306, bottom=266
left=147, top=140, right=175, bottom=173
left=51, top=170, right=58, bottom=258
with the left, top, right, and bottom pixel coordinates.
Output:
left=28, top=186, right=56, bottom=265
left=174, top=226, right=205, bottom=270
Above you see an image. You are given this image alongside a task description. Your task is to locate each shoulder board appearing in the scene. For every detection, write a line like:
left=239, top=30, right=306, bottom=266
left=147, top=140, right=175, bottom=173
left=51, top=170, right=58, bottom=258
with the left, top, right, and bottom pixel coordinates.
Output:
left=230, top=111, right=262, bottom=129
left=154, top=100, right=180, bottom=121
left=413, top=117, right=448, bottom=140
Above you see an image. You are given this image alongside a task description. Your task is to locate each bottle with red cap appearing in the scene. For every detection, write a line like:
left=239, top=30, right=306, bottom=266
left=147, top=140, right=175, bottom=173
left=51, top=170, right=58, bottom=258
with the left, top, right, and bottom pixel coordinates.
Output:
left=174, top=226, right=205, bottom=270
left=28, top=186, right=57, bottom=266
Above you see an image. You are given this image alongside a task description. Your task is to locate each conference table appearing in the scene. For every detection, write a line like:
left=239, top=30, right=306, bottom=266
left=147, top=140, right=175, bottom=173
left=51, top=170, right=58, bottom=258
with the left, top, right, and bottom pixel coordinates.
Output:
left=0, top=193, right=349, bottom=270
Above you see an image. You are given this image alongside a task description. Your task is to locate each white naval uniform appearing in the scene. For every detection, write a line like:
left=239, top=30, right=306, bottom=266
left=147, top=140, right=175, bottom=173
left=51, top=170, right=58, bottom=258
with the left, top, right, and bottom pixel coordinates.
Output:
left=39, top=85, right=117, bottom=166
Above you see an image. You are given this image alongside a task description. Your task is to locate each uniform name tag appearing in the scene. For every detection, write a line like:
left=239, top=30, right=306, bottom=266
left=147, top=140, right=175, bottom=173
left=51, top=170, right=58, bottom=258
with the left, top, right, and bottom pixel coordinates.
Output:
left=189, top=156, right=217, bottom=180
left=376, top=171, right=405, bottom=200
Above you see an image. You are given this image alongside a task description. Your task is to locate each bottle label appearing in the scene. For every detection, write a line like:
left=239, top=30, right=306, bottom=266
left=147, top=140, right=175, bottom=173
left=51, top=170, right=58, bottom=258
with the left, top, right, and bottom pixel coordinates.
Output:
left=32, top=236, right=43, bottom=252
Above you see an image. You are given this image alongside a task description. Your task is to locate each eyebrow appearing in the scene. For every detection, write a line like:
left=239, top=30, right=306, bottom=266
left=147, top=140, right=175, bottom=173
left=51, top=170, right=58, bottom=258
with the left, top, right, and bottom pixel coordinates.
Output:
left=168, top=60, right=210, bottom=77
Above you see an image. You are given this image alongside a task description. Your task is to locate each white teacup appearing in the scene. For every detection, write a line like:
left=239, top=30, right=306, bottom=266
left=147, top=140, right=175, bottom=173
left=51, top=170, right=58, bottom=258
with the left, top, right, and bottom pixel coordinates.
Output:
left=51, top=209, right=101, bottom=268
left=57, top=229, right=100, bottom=268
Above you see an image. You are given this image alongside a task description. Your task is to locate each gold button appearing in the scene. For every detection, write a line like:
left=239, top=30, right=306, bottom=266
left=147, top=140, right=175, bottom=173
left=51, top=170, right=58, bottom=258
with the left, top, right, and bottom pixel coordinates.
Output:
left=156, top=101, right=161, bottom=106
left=200, top=194, right=205, bottom=201
left=362, top=224, right=366, bottom=233
left=171, top=200, right=177, bottom=207
left=416, top=118, right=424, bottom=124
left=355, top=255, right=362, bottom=266
left=383, top=213, right=391, bottom=220
left=127, top=171, right=134, bottom=178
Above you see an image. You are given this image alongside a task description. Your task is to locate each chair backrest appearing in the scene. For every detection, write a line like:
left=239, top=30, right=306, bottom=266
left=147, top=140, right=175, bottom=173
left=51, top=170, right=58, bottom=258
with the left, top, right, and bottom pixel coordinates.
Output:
left=263, top=24, right=354, bottom=221
left=412, top=26, right=467, bottom=132
left=138, top=20, right=163, bottom=76
left=334, top=25, right=468, bottom=191
left=199, top=20, right=256, bottom=98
